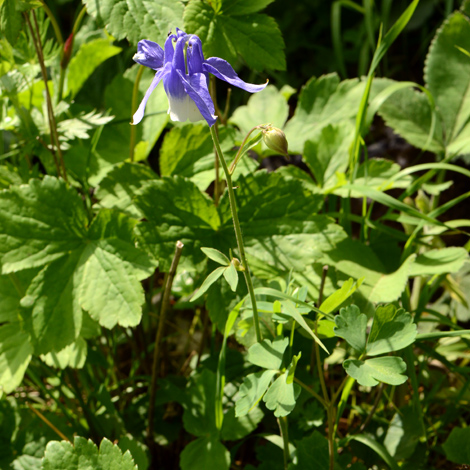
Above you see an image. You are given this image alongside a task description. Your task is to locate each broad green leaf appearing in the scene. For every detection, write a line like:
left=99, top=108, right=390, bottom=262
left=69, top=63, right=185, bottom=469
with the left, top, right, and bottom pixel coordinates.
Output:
left=21, top=252, right=84, bottom=354
left=0, top=270, right=37, bottom=323
left=409, top=247, right=468, bottom=276
left=0, top=0, right=22, bottom=45
left=384, top=406, right=422, bottom=460
left=247, top=337, right=288, bottom=370
left=221, top=407, right=264, bottom=441
left=0, top=176, right=87, bottom=273
left=83, top=0, right=183, bottom=45
left=0, top=324, right=32, bottom=394
left=442, top=427, right=470, bottom=464
left=223, top=262, right=238, bottom=292
left=367, top=304, right=417, bottom=356
left=424, top=12, right=470, bottom=146
left=184, top=0, right=285, bottom=71
left=42, top=436, right=137, bottom=470
left=293, top=431, right=330, bottom=470
left=77, top=212, right=155, bottom=329
left=40, top=337, right=87, bottom=369
left=263, top=370, right=301, bottom=417
left=94, top=162, right=157, bottom=218
left=191, top=266, right=226, bottom=302
left=222, top=0, right=275, bottom=15
left=366, top=254, right=416, bottom=304
left=235, top=370, right=277, bottom=417
left=182, top=369, right=218, bottom=437
left=135, top=176, right=221, bottom=271
left=334, top=305, right=367, bottom=354
left=303, top=122, right=354, bottom=187
left=320, top=278, right=362, bottom=315
left=159, top=124, right=254, bottom=191
left=230, top=85, right=289, bottom=136
left=284, top=75, right=389, bottom=153
left=201, top=247, right=230, bottom=266
left=180, top=437, right=230, bottom=470
left=343, top=357, right=408, bottom=387
left=351, top=435, right=400, bottom=470
left=378, top=86, right=444, bottom=153
left=66, top=38, right=122, bottom=98
left=136, top=171, right=344, bottom=274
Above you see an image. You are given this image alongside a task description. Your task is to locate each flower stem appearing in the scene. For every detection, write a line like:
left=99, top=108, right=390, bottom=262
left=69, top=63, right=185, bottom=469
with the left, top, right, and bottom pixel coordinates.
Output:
left=130, top=65, right=145, bottom=161
left=209, top=126, right=262, bottom=342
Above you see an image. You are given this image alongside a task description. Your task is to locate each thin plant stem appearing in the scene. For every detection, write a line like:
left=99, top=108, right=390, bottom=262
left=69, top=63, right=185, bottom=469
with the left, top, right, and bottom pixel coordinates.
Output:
left=293, top=376, right=328, bottom=408
left=209, top=126, right=262, bottom=342
left=39, top=0, right=63, bottom=45
left=278, top=416, right=290, bottom=470
left=26, top=402, right=70, bottom=442
left=312, top=265, right=328, bottom=373
left=147, top=241, right=184, bottom=444
left=130, top=65, right=145, bottom=161
left=27, top=11, right=67, bottom=181
left=209, top=77, right=221, bottom=204
left=327, top=405, right=336, bottom=470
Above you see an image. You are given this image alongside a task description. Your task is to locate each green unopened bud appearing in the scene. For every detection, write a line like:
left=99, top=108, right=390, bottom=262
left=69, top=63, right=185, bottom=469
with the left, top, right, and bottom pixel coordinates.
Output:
left=231, top=258, right=244, bottom=271
left=262, top=126, right=289, bottom=157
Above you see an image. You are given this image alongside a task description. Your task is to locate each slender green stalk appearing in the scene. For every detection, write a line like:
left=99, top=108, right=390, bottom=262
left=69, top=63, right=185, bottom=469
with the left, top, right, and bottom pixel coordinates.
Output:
left=210, top=126, right=262, bottom=342
left=147, top=241, right=184, bottom=444
left=130, top=65, right=145, bottom=161
left=293, top=376, right=328, bottom=408
left=278, top=416, right=290, bottom=469
left=39, top=0, right=64, bottom=46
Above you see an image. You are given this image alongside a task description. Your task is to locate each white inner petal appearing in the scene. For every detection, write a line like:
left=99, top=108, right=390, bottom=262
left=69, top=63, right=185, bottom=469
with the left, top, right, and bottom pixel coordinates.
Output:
left=133, top=52, right=146, bottom=61
left=167, top=94, right=203, bottom=123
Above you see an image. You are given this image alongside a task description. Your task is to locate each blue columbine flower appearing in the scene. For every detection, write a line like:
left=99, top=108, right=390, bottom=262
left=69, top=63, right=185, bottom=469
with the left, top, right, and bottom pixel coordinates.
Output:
left=132, top=28, right=267, bottom=127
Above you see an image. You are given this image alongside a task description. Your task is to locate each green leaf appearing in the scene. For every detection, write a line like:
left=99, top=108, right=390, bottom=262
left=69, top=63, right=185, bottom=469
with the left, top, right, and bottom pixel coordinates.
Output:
left=284, top=75, right=389, bottom=153
left=442, top=427, right=470, bottom=464
left=0, top=324, right=33, bottom=394
left=66, top=38, right=122, bottom=98
left=180, top=437, right=230, bottom=470
left=182, top=369, right=218, bottom=437
left=201, top=247, right=230, bottom=266
left=221, top=407, right=264, bottom=441
left=334, top=305, right=367, bottom=354
left=384, top=406, right=422, bottom=460
left=378, top=86, right=444, bottom=153
left=0, top=176, right=87, bottom=273
left=42, top=436, right=138, bottom=470
left=136, top=176, right=221, bottom=271
left=230, top=85, right=289, bottom=136
left=409, top=247, right=468, bottom=276
left=94, top=162, right=157, bottom=219
left=293, top=431, right=330, bottom=470
left=424, top=12, right=470, bottom=147
left=191, top=266, right=226, bottom=302
left=280, top=300, right=329, bottom=353
left=343, top=357, right=408, bottom=387
left=320, top=278, right=362, bottom=315
left=247, top=337, right=288, bottom=370
left=222, top=0, right=275, bottom=16
left=40, top=337, right=87, bottom=369
left=0, top=0, right=22, bottom=45
left=263, top=370, right=301, bottom=417
left=367, top=304, right=417, bottom=356
left=83, top=0, right=183, bottom=45
left=303, top=122, right=354, bottom=187
left=235, top=370, right=277, bottom=417
left=184, top=0, right=285, bottom=71
left=223, top=262, right=238, bottom=292
left=350, top=434, right=400, bottom=470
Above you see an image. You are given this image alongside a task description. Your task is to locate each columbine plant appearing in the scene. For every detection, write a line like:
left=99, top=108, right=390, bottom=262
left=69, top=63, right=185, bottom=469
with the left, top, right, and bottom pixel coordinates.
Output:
left=132, top=28, right=269, bottom=341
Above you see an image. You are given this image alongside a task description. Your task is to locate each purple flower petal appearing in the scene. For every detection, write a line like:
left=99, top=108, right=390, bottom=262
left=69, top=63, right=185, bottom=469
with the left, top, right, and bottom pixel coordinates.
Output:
left=133, top=40, right=164, bottom=70
left=131, top=69, right=164, bottom=125
left=203, top=57, right=268, bottom=93
left=176, top=69, right=217, bottom=127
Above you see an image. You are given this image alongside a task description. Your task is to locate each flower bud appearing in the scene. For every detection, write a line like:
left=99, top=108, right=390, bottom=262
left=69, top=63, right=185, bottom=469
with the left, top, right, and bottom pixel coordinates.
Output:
left=61, top=32, right=74, bottom=69
left=262, top=126, right=289, bottom=157
left=231, top=258, right=244, bottom=271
